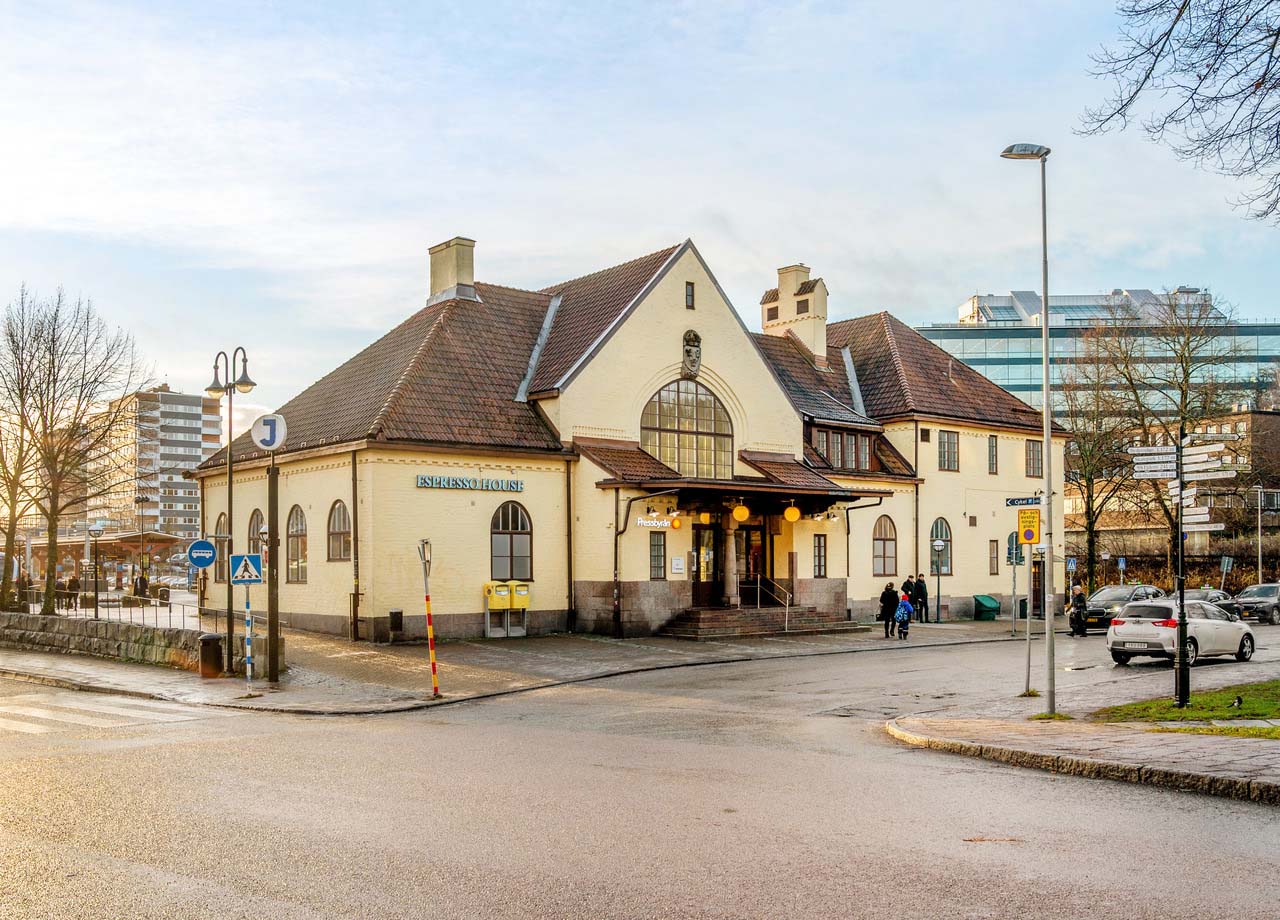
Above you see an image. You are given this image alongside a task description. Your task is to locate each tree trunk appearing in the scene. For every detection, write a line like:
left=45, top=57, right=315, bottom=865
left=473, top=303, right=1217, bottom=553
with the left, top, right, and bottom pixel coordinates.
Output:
left=1084, top=479, right=1098, bottom=593
left=0, top=516, right=16, bottom=609
left=40, top=487, right=59, bottom=616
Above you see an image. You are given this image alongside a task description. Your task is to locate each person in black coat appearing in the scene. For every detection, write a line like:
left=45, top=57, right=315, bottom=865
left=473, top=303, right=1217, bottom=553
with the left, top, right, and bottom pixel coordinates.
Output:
left=879, top=582, right=898, bottom=638
left=913, top=574, right=929, bottom=623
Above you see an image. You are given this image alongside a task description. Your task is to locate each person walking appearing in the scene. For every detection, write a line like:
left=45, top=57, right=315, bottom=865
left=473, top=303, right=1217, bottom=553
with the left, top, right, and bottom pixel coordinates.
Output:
left=1069, top=583, right=1088, bottom=637
left=54, top=576, right=67, bottom=611
left=913, top=573, right=929, bottom=623
left=901, top=575, right=915, bottom=623
left=67, top=574, right=80, bottom=611
left=879, top=582, right=898, bottom=639
left=895, top=591, right=915, bottom=640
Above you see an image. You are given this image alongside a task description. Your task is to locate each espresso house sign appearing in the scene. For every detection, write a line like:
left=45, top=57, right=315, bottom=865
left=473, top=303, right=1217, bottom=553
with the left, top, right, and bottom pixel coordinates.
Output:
left=416, top=475, right=525, bottom=492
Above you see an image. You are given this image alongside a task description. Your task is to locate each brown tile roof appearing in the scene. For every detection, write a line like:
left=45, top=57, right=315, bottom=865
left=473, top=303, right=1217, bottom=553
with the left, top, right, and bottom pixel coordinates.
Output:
left=201, top=283, right=564, bottom=467
left=752, top=333, right=879, bottom=428
left=739, top=451, right=841, bottom=489
left=760, top=287, right=779, bottom=305
left=528, top=244, right=681, bottom=394
left=795, top=278, right=821, bottom=295
left=576, top=439, right=680, bottom=481
left=828, top=312, right=1046, bottom=432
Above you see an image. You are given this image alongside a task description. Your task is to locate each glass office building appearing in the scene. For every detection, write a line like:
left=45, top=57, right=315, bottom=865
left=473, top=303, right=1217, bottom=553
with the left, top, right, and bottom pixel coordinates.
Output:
left=916, top=288, right=1280, bottom=414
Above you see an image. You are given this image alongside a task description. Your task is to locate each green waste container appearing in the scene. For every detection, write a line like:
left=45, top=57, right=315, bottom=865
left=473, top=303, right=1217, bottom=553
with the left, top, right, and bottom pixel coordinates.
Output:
left=973, top=595, right=1000, bottom=621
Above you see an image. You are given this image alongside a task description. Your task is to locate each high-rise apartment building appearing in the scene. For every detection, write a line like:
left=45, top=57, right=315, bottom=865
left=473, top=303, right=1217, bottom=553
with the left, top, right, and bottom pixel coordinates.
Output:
left=88, top=385, right=222, bottom=540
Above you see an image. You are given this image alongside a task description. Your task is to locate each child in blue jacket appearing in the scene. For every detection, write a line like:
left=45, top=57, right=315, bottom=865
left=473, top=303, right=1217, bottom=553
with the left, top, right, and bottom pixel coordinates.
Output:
left=895, top=594, right=914, bottom=640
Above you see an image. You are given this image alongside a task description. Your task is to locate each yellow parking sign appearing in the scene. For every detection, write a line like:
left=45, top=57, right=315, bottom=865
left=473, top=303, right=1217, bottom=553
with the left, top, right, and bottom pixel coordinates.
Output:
left=1017, top=509, right=1041, bottom=545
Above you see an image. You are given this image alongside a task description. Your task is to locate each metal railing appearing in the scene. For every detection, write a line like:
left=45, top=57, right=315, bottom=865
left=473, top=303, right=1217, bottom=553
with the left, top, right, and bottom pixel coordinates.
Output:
left=737, top=576, right=792, bottom=630
left=16, top=588, right=226, bottom=635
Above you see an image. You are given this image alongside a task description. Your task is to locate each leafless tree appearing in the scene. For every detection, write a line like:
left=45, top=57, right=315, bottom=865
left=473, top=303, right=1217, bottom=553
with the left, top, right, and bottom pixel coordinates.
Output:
left=1083, top=2, right=1280, bottom=221
left=0, top=288, right=40, bottom=608
left=1093, top=290, right=1249, bottom=565
left=1062, top=327, right=1135, bottom=592
left=21, top=290, right=149, bottom=615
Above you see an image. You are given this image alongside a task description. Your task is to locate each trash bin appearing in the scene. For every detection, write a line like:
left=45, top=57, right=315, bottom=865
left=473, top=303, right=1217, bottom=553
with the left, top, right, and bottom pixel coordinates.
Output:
left=198, top=634, right=223, bottom=678
left=973, top=595, right=1000, bottom=621
left=158, top=586, right=171, bottom=603
left=1019, top=598, right=1028, bottom=619
left=389, top=608, right=403, bottom=632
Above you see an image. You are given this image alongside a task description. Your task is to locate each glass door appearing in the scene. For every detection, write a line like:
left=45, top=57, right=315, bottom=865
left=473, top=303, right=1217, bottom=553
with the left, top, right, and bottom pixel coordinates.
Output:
left=691, top=525, right=721, bottom=607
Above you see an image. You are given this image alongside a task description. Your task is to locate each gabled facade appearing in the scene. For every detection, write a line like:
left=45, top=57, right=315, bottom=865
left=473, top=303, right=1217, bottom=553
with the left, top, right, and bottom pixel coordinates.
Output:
left=194, top=238, right=1066, bottom=640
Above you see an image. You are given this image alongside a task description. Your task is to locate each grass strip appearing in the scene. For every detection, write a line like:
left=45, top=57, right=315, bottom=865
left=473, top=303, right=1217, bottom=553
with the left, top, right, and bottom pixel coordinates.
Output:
left=1152, top=725, right=1280, bottom=740
left=1092, top=679, right=1280, bottom=723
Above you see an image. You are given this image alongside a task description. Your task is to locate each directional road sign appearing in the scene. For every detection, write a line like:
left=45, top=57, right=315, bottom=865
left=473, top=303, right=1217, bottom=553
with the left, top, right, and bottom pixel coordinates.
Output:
left=1182, top=459, right=1224, bottom=472
left=1183, top=443, right=1224, bottom=456
left=251, top=414, right=288, bottom=452
left=1182, top=523, right=1226, bottom=533
left=1134, top=470, right=1172, bottom=479
left=1005, top=497, right=1041, bottom=507
left=1185, top=470, right=1237, bottom=483
left=230, top=553, right=264, bottom=585
left=187, top=539, right=217, bottom=570
left=1127, top=446, right=1177, bottom=456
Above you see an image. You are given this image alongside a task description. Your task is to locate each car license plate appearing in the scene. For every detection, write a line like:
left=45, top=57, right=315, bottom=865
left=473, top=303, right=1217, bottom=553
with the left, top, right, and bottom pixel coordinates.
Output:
left=1123, top=642, right=1145, bottom=649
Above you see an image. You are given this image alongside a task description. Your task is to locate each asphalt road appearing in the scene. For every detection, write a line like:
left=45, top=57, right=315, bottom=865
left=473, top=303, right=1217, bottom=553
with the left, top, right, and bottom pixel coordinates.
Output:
left=1, top=634, right=1277, bottom=919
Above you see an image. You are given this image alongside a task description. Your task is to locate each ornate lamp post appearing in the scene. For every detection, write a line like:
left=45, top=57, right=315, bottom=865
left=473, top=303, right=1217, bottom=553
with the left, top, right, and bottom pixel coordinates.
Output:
left=87, top=522, right=104, bottom=620
left=207, top=347, right=255, bottom=673
left=931, top=538, right=945, bottom=624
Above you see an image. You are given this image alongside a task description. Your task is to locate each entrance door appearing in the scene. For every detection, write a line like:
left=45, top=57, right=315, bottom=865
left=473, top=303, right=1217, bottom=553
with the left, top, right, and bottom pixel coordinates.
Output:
left=691, top=525, right=722, bottom=607
left=735, top=526, right=765, bottom=605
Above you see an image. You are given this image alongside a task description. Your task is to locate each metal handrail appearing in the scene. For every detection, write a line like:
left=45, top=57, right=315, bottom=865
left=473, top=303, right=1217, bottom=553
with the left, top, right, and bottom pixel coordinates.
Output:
left=737, top=576, right=793, bottom=630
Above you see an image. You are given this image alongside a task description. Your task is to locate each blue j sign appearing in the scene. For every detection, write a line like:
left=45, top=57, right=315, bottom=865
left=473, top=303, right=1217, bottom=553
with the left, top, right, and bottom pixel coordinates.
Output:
left=187, top=539, right=217, bottom=570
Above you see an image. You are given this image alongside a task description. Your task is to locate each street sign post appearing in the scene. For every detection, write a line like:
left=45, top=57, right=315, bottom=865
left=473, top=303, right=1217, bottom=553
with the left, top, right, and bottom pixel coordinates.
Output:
left=250, top=414, right=286, bottom=684
left=229, top=553, right=263, bottom=691
left=187, top=539, right=217, bottom=570
left=1005, top=497, right=1041, bottom=507
left=1017, top=509, right=1041, bottom=545
left=250, top=414, right=288, bottom=452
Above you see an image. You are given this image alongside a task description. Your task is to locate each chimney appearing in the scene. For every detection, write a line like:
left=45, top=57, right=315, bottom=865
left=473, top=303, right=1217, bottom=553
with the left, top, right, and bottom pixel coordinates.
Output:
left=762, top=262, right=828, bottom=366
left=429, top=237, right=476, bottom=297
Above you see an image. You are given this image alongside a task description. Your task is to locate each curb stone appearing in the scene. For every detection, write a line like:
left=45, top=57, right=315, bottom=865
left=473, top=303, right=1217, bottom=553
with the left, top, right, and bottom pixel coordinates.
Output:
left=884, top=717, right=1280, bottom=806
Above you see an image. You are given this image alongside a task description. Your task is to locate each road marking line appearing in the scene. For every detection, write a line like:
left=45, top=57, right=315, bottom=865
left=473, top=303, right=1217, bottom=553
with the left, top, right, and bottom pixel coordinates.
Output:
left=0, top=717, right=55, bottom=734
left=12, top=698, right=197, bottom=723
left=0, top=705, right=129, bottom=728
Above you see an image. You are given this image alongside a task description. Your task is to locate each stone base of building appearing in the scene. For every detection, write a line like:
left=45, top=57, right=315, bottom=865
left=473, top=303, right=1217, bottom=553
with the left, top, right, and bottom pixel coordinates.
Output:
left=574, top=580, right=694, bottom=637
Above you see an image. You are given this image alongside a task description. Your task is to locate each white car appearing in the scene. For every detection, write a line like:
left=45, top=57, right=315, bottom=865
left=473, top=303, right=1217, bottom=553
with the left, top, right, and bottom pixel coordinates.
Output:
left=1106, top=597, right=1255, bottom=666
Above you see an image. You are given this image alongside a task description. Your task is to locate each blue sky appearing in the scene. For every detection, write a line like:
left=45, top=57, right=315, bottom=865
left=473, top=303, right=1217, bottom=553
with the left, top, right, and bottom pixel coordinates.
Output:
left=2, top=1, right=1276, bottom=423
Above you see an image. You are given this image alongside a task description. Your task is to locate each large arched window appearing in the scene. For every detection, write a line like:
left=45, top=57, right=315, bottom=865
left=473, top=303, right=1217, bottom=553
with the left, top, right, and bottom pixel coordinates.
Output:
left=491, top=501, right=531, bottom=580
left=872, top=515, right=897, bottom=577
left=287, top=505, right=307, bottom=583
left=640, top=379, right=733, bottom=478
left=930, top=517, right=952, bottom=576
left=247, top=509, right=264, bottom=556
left=213, top=513, right=228, bottom=583
left=328, top=500, right=351, bottom=561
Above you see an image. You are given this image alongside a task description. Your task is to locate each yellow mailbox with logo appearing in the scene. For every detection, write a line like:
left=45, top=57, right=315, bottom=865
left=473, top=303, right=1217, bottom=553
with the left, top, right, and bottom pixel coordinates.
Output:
left=506, top=581, right=530, bottom=637
left=483, top=580, right=512, bottom=638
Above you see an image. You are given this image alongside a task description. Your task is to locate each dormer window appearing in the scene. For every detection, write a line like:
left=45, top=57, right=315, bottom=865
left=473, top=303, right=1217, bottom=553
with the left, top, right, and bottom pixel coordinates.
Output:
left=685, top=282, right=695, bottom=310
left=812, top=427, right=874, bottom=471
left=796, top=299, right=809, bottom=315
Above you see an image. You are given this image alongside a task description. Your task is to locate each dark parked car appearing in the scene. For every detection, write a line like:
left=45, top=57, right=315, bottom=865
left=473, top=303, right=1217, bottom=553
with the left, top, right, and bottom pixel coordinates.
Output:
left=1182, top=588, right=1242, bottom=619
left=1234, top=584, right=1280, bottom=625
left=1085, top=584, right=1165, bottom=634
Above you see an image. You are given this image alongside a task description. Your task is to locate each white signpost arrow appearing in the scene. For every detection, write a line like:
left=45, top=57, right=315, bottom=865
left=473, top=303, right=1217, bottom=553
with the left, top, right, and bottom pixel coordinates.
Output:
left=1184, top=470, right=1237, bottom=483
left=1182, top=522, right=1226, bottom=533
left=1127, top=446, right=1177, bottom=456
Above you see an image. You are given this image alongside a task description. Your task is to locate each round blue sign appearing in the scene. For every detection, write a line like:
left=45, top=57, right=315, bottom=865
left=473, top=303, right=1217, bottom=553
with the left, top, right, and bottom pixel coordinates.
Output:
left=187, top=539, right=217, bottom=569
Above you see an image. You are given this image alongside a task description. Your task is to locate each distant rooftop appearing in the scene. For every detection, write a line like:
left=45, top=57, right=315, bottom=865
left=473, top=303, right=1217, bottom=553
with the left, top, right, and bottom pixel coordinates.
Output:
left=958, top=287, right=1224, bottom=327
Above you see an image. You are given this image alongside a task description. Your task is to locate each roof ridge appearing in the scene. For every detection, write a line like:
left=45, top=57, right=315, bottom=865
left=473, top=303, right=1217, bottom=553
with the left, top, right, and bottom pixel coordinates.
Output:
left=476, top=280, right=551, bottom=297
left=370, top=301, right=455, bottom=439
left=879, top=311, right=916, bottom=411
left=539, top=243, right=682, bottom=293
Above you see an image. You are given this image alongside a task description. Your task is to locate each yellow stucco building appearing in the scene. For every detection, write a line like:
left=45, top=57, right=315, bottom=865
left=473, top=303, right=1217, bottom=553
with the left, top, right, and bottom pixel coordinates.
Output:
left=194, top=237, right=1067, bottom=639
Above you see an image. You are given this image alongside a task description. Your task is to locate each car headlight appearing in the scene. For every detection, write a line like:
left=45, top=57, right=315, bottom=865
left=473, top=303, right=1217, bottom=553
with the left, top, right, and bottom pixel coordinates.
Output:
left=1108, top=604, right=1122, bottom=613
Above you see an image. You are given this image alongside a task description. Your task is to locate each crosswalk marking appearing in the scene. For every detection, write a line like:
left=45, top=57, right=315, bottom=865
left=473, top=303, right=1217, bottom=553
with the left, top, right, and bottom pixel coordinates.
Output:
left=0, top=716, right=55, bottom=734
left=9, top=696, right=196, bottom=723
left=0, top=704, right=130, bottom=728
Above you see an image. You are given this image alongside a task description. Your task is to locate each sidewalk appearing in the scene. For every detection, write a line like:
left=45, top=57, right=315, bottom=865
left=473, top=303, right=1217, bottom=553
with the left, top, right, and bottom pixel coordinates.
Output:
left=886, top=658, right=1280, bottom=806
left=0, top=617, right=1029, bottom=714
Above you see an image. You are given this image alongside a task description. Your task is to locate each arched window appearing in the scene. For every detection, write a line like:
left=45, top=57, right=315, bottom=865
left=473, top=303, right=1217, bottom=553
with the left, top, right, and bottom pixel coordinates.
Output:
left=327, top=500, right=351, bottom=561
left=872, top=515, right=897, bottom=577
left=213, top=513, right=228, bottom=583
left=930, top=517, right=952, bottom=576
left=247, top=509, right=264, bottom=556
left=491, top=501, right=532, bottom=580
left=287, top=505, right=307, bottom=583
left=640, top=379, right=733, bottom=479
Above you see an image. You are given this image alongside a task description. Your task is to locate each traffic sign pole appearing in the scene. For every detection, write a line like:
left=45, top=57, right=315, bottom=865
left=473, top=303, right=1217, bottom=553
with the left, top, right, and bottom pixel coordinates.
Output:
left=1176, top=424, right=1189, bottom=708
left=418, top=540, right=441, bottom=699
left=244, top=586, right=253, bottom=691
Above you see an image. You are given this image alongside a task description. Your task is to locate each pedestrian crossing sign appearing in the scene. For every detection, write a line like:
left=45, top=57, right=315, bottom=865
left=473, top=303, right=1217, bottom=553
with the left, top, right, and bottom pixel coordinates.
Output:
left=230, top=554, right=263, bottom=585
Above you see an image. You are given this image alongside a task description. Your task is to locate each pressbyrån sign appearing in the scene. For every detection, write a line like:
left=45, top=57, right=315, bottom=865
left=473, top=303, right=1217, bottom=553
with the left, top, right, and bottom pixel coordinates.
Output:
left=416, top=476, right=525, bottom=492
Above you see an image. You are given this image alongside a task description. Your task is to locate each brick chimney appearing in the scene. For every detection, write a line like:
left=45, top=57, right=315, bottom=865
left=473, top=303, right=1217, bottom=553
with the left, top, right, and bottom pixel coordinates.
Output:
left=429, top=237, right=476, bottom=297
left=762, top=262, right=828, bottom=366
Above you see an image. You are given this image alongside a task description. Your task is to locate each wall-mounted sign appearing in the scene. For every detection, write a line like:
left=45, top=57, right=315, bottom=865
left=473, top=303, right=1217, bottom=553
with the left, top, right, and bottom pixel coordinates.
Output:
left=636, top=517, right=671, bottom=528
left=416, top=476, right=525, bottom=492
left=670, top=557, right=685, bottom=575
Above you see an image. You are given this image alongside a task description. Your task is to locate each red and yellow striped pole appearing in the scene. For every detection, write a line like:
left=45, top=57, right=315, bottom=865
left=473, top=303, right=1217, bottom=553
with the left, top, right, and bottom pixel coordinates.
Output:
left=418, top=539, right=441, bottom=699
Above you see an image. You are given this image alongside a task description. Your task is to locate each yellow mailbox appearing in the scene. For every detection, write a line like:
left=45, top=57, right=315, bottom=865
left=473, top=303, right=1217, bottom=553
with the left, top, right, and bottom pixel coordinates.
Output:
left=505, top=581, right=530, bottom=638
left=506, top=581, right=530, bottom=610
left=483, top=580, right=512, bottom=638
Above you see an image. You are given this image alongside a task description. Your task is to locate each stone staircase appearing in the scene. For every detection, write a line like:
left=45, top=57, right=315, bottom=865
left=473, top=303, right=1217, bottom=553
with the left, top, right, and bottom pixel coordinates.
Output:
left=658, top=605, right=870, bottom=641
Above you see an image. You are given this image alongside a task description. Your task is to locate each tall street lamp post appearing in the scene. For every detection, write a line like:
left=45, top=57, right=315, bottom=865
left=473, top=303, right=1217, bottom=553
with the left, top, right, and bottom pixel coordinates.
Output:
left=87, top=522, right=104, bottom=620
left=931, top=539, right=945, bottom=623
left=1256, top=485, right=1264, bottom=583
left=1001, top=142, right=1057, bottom=714
left=207, top=347, right=255, bottom=674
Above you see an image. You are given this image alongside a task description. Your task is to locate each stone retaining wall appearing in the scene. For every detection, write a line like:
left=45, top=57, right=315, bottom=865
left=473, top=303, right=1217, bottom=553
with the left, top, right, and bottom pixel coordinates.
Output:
left=0, top=612, right=269, bottom=674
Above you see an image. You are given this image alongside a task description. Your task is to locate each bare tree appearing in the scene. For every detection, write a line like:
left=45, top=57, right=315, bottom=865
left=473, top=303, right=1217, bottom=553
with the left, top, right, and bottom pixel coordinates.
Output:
left=1062, top=327, right=1135, bottom=592
left=0, top=288, right=40, bottom=608
left=1083, top=2, right=1280, bottom=221
left=1093, top=290, right=1249, bottom=563
left=21, top=291, right=148, bottom=615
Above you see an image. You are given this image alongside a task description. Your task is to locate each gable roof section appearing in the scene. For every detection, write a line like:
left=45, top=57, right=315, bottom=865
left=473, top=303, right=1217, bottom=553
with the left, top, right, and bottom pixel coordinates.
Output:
left=527, top=243, right=682, bottom=395
left=739, top=450, right=842, bottom=489
left=827, top=312, right=1046, bottom=432
left=202, top=283, right=563, bottom=468
left=752, top=333, right=880, bottom=428
left=576, top=438, right=681, bottom=481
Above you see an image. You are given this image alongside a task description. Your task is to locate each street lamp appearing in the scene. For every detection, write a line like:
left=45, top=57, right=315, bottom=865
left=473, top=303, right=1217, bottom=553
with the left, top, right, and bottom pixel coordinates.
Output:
left=87, top=522, right=104, bottom=620
left=1002, top=141, right=1057, bottom=714
left=207, top=346, right=255, bottom=673
left=133, top=493, right=153, bottom=594
left=931, top=539, right=945, bottom=624
left=1255, top=485, right=1265, bottom=583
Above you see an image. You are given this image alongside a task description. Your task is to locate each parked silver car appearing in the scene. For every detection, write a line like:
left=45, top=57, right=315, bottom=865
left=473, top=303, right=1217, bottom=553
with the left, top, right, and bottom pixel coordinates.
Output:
left=1106, top=597, right=1255, bottom=666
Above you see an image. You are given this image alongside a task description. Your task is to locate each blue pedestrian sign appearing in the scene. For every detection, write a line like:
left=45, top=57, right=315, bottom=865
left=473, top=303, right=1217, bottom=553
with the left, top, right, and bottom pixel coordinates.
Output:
left=1117, top=556, right=1127, bottom=571
left=230, top=553, right=263, bottom=585
left=1066, top=557, right=1077, bottom=573
left=188, top=539, right=217, bottom=570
